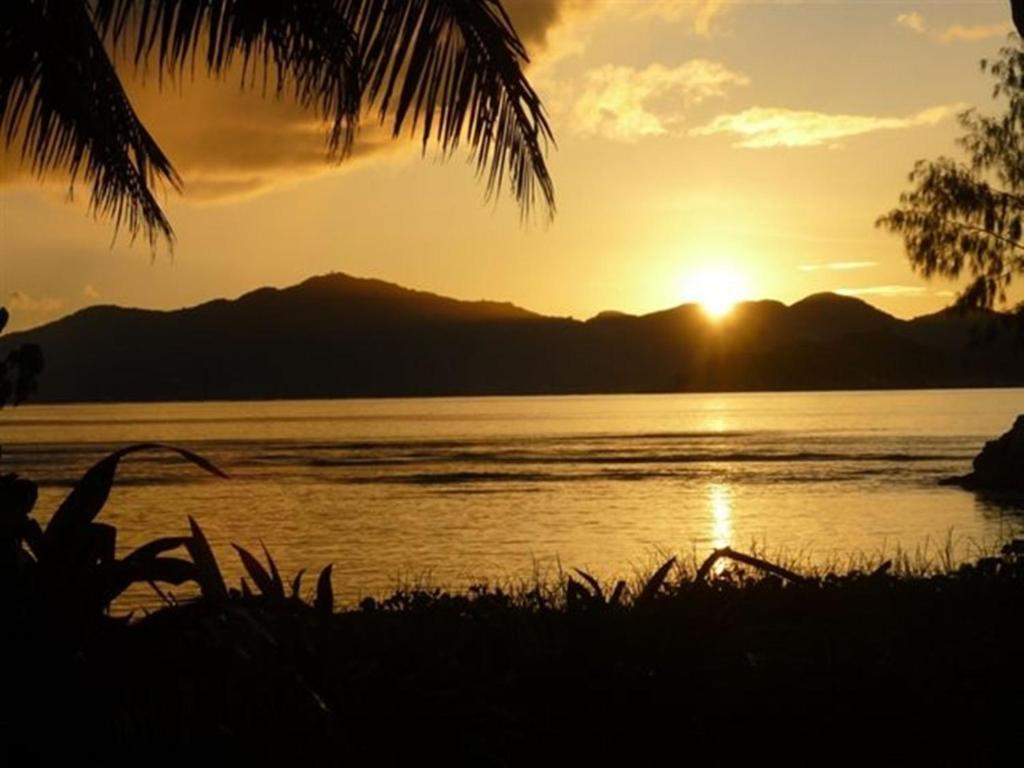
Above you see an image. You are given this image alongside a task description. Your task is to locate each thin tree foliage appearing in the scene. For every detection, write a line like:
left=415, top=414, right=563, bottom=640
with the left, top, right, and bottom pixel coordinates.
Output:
left=877, top=38, right=1023, bottom=312
left=1, top=1, right=555, bottom=248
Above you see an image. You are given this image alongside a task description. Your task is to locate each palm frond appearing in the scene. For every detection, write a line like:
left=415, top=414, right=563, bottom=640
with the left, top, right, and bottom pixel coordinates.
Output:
left=1, top=0, right=179, bottom=247
left=2, top=0, right=555, bottom=247
left=351, top=0, right=555, bottom=218
left=91, top=0, right=363, bottom=155
left=96, top=0, right=556, bottom=217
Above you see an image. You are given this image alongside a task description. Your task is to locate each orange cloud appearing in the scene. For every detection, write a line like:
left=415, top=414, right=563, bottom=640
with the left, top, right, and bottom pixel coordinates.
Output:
left=938, top=22, right=1015, bottom=43
left=573, top=61, right=749, bottom=141
left=7, top=291, right=64, bottom=314
left=799, top=261, right=879, bottom=272
left=1, top=2, right=573, bottom=204
left=836, top=285, right=928, bottom=297
left=894, top=11, right=1014, bottom=43
left=692, top=104, right=964, bottom=148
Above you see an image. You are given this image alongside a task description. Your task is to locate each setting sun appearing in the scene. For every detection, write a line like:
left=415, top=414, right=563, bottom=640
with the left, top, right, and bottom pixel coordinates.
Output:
left=680, top=266, right=751, bottom=319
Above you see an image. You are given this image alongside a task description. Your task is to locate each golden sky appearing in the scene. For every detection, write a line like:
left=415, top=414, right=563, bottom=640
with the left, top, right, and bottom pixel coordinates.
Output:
left=1, top=0, right=1020, bottom=331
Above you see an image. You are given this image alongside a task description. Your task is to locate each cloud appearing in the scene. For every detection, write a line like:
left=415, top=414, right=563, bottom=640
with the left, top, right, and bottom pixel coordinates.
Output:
left=83, top=284, right=100, bottom=300
left=0, top=67, right=422, bottom=203
left=504, top=0, right=566, bottom=49
left=691, top=103, right=963, bottom=148
left=7, top=291, right=64, bottom=313
left=835, top=285, right=928, bottom=297
left=938, top=23, right=1015, bottom=43
left=626, top=0, right=734, bottom=36
left=0, top=1, right=753, bottom=202
left=895, top=12, right=926, bottom=35
left=573, top=61, right=749, bottom=141
left=894, top=12, right=1013, bottom=43
left=126, top=76, right=409, bottom=201
left=1, top=2, right=574, bottom=204
left=799, top=261, right=878, bottom=272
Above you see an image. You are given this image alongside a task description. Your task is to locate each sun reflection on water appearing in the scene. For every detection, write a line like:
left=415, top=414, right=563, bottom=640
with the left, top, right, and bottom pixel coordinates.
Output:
left=708, top=482, right=733, bottom=551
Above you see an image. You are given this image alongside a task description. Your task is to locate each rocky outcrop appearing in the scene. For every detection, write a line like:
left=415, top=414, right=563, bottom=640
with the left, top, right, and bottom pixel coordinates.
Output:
left=941, top=415, right=1024, bottom=492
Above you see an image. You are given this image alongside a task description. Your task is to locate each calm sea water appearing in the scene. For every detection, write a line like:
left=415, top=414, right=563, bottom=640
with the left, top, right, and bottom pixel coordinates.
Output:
left=3, top=390, right=1023, bottom=604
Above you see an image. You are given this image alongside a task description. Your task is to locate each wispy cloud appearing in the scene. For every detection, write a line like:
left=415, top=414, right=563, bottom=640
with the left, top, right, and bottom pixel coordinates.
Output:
left=628, top=0, right=734, bottom=36
left=894, top=11, right=1013, bottom=43
left=799, top=261, right=878, bottom=272
left=938, top=23, right=1015, bottom=43
left=7, top=291, right=64, bottom=313
left=836, top=285, right=928, bottom=297
left=895, top=12, right=926, bottom=34
left=573, top=61, right=748, bottom=142
left=691, top=104, right=963, bottom=148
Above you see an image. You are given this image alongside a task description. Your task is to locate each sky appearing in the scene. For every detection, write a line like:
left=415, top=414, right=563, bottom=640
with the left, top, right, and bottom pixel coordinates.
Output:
left=1, top=0, right=1021, bottom=331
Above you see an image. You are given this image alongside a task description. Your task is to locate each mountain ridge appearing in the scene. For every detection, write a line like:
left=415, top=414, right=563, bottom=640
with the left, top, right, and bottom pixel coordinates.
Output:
left=3, top=272, right=1022, bottom=402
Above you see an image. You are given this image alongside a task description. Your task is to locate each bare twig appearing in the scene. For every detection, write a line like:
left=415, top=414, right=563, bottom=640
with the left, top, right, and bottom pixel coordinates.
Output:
left=695, top=547, right=807, bottom=585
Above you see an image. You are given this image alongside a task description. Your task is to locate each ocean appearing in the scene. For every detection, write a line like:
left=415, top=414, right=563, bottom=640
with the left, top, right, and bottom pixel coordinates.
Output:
left=3, top=389, right=1022, bottom=605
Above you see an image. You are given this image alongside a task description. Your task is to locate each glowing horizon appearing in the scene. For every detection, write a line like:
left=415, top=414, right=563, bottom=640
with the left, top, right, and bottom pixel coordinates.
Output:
left=2, top=2, right=1021, bottom=332
left=679, top=265, right=751, bottom=320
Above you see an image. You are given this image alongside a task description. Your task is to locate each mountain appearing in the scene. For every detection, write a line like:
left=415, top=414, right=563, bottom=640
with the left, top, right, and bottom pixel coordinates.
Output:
left=2, top=272, right=1022, bottom=402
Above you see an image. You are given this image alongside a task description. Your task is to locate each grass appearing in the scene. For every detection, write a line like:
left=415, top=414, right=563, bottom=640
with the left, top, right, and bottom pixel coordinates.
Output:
left=3, top=443, right=1023, bottom=765
left=6, top=541, right=1024, bottom=764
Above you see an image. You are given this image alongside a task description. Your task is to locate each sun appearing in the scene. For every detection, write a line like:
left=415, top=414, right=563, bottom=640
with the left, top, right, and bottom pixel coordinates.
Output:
left=680, top=266, right=750, bottom=320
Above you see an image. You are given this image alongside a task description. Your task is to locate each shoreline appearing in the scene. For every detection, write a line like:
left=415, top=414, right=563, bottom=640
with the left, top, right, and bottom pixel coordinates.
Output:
left=6, top=382, right=1024, bottom=408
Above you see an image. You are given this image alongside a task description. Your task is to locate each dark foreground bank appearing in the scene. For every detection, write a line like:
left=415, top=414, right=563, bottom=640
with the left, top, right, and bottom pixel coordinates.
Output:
left=4, top=541, right=1024, bottom=766
left=4, top=440, right=1024, bottom=765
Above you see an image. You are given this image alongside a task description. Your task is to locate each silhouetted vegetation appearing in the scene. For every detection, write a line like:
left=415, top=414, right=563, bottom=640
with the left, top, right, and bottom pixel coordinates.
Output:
left=0, top=307, right=43, bottom=407
left=941, top=413, right=1024, bottom=491
left=2, top=441, right=1023, bottom=764
left=879, top=37, right=1023, bottom=314
left=1, top=0, right=554, bottom=246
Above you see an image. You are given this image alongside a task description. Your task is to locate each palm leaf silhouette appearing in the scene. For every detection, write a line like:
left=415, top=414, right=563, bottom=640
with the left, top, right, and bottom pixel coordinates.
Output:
left=2, top=0, right=555, bottom=246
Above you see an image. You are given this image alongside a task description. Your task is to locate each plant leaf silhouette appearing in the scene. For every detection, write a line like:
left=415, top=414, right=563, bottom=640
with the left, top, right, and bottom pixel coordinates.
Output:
left=2, top=0, right=555, bottom=247
left=233, top=543, right=276, bottom=597
left=291, top=569, right=306, bottom=600
left=122, top=536, right=191, bottom=564
left=573, top=568, right=604, bottom=602
left=186, top=515, right=228, bottom=602
left=315, top=563, right=333, bottom=614
left=878, top=38, right=1023, bottom=311
left=636, top=557, right=676, bottom=607
left=45, top=443, right=227, bottom=553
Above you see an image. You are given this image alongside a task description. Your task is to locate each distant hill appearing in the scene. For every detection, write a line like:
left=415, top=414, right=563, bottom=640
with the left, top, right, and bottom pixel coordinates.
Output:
left=2, top=272, right=1022, bottom=402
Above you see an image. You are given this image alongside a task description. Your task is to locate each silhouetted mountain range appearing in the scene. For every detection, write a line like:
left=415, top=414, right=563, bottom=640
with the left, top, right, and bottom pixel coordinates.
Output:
left=3, top=273, right=1022, bottom=402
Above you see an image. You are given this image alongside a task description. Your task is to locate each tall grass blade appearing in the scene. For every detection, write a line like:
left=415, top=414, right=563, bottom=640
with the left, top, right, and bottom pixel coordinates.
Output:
left=566, top=577, right=589, bottom=609
left=185, top=516, right=227, bottom=602
left=609, top=580, right=627, bottom=607
left=291, top=569, right=306, bottom=600
left=636, top=557, right=676, bottom=607
left=573, top=568, right=604, bottom=602
left=315, top=564, right=334, bottom=614
left=260, top=541, right=284, bottom=598
left=233, top=544, right=275, bottom=596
